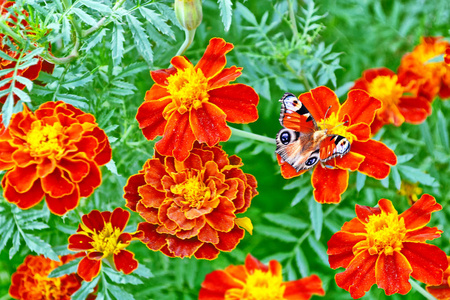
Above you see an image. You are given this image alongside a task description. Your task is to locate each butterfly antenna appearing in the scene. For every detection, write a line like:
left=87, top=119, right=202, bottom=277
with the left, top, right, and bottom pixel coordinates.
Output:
left=322, top=105, right=332, bottom=133
left=332, top=120, right=349, bottom=130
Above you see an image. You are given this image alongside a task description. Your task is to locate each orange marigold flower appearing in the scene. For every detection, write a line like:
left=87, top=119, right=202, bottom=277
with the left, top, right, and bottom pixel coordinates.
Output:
left=351, top=68, right=431, bottom=134
left=0, top=1, right=54, bottom=103
left=426, top=257, right=450, bottom=300
left=398, top=37, right=450, bottom=101
left=277, top=86, right=397, bottom=203
left=445, top=47, right=450, bottom=65
left=0, top=101, right=112, bottom=215
left=199, top=254, right=325, bottom=299
left=399, top=181, right=422, bottom=205
left=9, top=253, right=84, bottom=300
left=136, top=37, right=259, bottom=162
left=123, top=143, right=258, bottom=260
left=68, top=207, right=140, bottom=282
left=327, top=194, right=448, bottom=299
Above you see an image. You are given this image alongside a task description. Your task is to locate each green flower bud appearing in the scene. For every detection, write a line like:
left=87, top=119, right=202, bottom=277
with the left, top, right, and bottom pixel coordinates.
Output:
left=174, top=0, right=203, bottom=31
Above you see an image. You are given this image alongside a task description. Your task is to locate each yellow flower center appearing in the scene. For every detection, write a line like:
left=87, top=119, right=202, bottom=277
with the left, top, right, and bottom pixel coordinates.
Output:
left=26, top=121, right=64, bottom=157
left=171, top=176, right=210, bottom=208
left=225, top=270, right=286, bottom=300
left=32, top=273, right=63, bottom=299
left=399, top=181, right=422, bottom=204
left=363, top=211, right=406, bottom=256
left=367, top=75, right=404, bottom=109
left=166, top=65, right=209, bottom=115
left=87, top=222, right=126, bottom=258
left=318, top=112, right=355, bottom=143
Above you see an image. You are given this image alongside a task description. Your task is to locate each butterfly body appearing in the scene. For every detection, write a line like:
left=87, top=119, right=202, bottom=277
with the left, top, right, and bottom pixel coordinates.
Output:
left=276, top=93, right=351, bottom=171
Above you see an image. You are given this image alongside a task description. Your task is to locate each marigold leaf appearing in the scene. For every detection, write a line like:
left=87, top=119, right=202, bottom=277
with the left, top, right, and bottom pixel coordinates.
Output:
left=15, top=75, right=33, bottom=91
left=254, top=225, right=297, bottom=243
left=134, top=263, right=153, bottom=279
left=139, top=7, right=175, bottom=40
left=398, top=166, right=436, bottom=187
left=112, top=22, right=125, bottom=65
left=48, top=257, right=82, bottom=278
left=0, top=49, right=17, bottom=62
left=309, top=197, right=323, bottom=240
left=61, top=72, right=94, bottom=89
left=437, top=110, right=449, bottom=148
left=108, top=284, right=135, bottom=300
left=61, top=16, right=72, bottom=45
left=56, top=93, right=89, bottom=109
left=235, top=217, right=253, bottom=234
left=103, top=267, right=143, bottom=285
left=21, top=232, right=59, bottom=261
left=80, top=0, right=112, bottom=14
left=22, top=48, right=44, bottom=62
left=116, top=62, right=149, bottom=78
left=21, top=222, right=49, bottom=231
left=9, top=230, right=21, bottom=259
left=397, top=154, right=414, bottom=164
left=72, top=7, right=97, bottom=26
left=356, top=172, right=366, bottom=192
left=82, top=28, right=108, bottom=52
left=105, top=159, right=119, bottom=176
left=294, top=247, right=309, bottom=277
left=72, top=275, right=100, bottom=300
left=391, top=167, right=402, bottom=191
left=13, top=87, right=31, bottom=102
left=218, top=0, right=233, bottom=31
left=126, top=14, right=153, bottom=64
left=17, top=58, right=39, bottom=70
left=0, top=218, right=14, bottom=253
left=420, top=121, right=434, bottom=154
left=291, top=188, right=312, bottom=207
left=263, top=213, right=308, bottom=230
left=236, top=2, right=257, bottom=25
left=307, top=235, right=328, bottom=266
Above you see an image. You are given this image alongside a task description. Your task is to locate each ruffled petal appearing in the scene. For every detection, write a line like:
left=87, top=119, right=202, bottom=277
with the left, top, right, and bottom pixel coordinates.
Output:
left=299, top=86, right=340, bottom=121
left=400, top=194, right=442, bottom=230
left=150, top=67, right=177, bottom=86
left=312, top=165, right=348, bottom=203
left=5, top=165, right=38, bottom=193
left=405, top=227, right=443, bottom=242
left=205, top=197, right=236, bottom=232
left=166, top=236, right=203, bottom=258
left=190, top=102, right=232, bottom=146
left=199, top=270, right=243, bottom=300
left=208, top=66, right=242, bottom=89
left=45, top=188, right=80, bottom=216
left=327, top=231, right=366, bottom=269
left=195, top=38, right=234, bottom=79
left=339, top=90, right=381, bottom=125
left=123, top=173, right=145, bottom=211
left=138, top=223, right=167, bottom=251
left=136, top=98, right=171, bottom=140
left=113, top=250, right=139, bottom=274
left=193, top=243, right=221, bottom=260
left=41, top=168, right=75, bottom=197
left=77, top=257, right=101, bottom=282
left=375, top=251, right=412, bottom=295
left=3, top=179, right=44, bottom=209
left=351, top=140, right=397, bottom=179
left=215, top=225, right=244, bottom=251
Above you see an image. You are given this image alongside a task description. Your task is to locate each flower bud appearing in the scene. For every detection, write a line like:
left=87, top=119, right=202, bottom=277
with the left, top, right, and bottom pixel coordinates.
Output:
left=174, top=0, right=203, bottom=31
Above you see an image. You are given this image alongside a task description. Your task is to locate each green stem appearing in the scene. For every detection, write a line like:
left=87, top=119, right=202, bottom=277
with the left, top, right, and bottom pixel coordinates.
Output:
left=410, top=280, right=436, bottom=300
left=175, top=28, right=196, bottom=57
left=0, top=19, right=23, bottom=46
left=82, top=0, right=127, bottom=37
left=287, top=0, right=298, bottom=41
left=230, top=127, right=276, bottom=145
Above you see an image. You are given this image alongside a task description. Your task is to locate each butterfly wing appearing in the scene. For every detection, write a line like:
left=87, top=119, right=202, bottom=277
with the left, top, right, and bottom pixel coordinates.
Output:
left=319, top=135, right=351, bottom=162
left=279, top=93, right=318, bottom=132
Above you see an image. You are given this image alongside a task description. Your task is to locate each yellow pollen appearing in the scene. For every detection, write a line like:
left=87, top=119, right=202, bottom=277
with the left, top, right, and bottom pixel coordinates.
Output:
left=32, top=273, right=62, bottom=299
left=364, top=211, right=406, bottom=256
left=225, top=270, right=286, bottom=300
left=318, top=112, right=354, bottom=143
left=26, top=121, right=64, bottom=157
left=171, top=176, right=210, bottom=208
left=399, top=181, right=422, bottom=204
left=87, top=222, right=126, bottom=258
left=367, top=75, right=404, bottom=109
left=166, top=65, right=209, bottom=115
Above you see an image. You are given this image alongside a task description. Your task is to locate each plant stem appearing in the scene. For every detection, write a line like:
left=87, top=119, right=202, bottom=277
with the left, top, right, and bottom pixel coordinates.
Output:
left=287, top=0, right=298, bottom=41
left=230, top=127, right=276, bottom=145
left=0, top=19, right=23, bottom=45
left=410, top=280, right=436, bottom=300
left=82, top=0, right=127, bottom=37
left=175, top=28, right=196, bottom=57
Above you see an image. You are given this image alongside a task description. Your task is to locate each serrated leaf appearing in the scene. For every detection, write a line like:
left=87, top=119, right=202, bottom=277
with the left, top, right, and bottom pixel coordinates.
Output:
left=397, top=154, right=414, bottom=164
left=263, top=213, right=308, bottom=230
left=48, top=257, right=81, bottom=278
left=112, top=22, right=125, bottom=65
left=437, top=110, right=449, bottom=148
left=0, top=218, right=14, bottom=252
left=21, top=221, right=49, bottom=231
left=254, top=225, right=297, bottom=243
left=126, top=14, right=153, bottom=64
left=236, top=2, right=257, bottom=25
left=13, top=87, right=31, bottom=102
left=72, top=7, right=97, bottom=26
left=80, top=0, right=112, bottom=14
left=105, top=159, right=119, bottom=176
left=9, top=230, right=21, bottom=258
left=72, top=275, right=100, bottom=300
left=15, top=75, right=33, bottom=91
left=218, top=0, right=233, bottom=31
left=103, top=267, right=143, bottom=285
left=22, top=48, right=44, bottom=61
left=56, top=93, right=89, bottom=109
left=116, top=62, right=148, bottom=78
left=309, top=197, right=323, bottom=240
left=108, top=284, right=135, bottom=300
left=111, top=80, right=137, bottom=90
left=22, top=232, right=59, bottom=261
left=391, top=167, right=401, bottom=191
left=398, top=166, right=436, bottom=186
left=61, top=16, right=72, bottom=45
left=307, top=235, right=328, bottom=265
left=82, top=28, right=108, bottom=52
left=139, top=7, right=174, bottom=39
left=291, top=187, right=311, bottom=207
left=134, top=263, right=153, bottom=279
left=62, top=72, right=94, bottom=89
left=0, top=49, right=17, bottom=62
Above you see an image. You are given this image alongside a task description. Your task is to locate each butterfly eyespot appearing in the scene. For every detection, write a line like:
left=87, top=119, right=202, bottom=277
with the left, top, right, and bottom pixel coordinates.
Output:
left=280, top=131, right=291, bottom=145
left=305, top=157, right=317, bottom=166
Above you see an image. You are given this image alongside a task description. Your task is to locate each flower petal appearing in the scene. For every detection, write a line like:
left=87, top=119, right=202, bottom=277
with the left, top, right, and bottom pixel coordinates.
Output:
left=114, top=250, right=138, bottom=274
left=77, top=161, right=101, bottom=197
left=77, top=257, right=101, bottom=282
left=205, top=197, right=236, bottom=232
left=194, top=243, right=221, bottom=260
left=215, top=225, right=244, bottom=251
left=199, top=270, right=243, bottom=300
left=111, top=207, right=130, bottom=231
left=41, top=168, right=75, bottom=197
left=283, top=274, right=325, bottom=299
left=327, top=231, right=366, bottom=269
left=150, top=67, right=177, bottom=86
left=138, top=223, right=168, bottom=251
left=400, top=194, right=442, bottom=230
left=375, top=251, right=412, bottom=295
left=5, top=165, right=38, bottom=193
left=195, top=38, right=234, bottom=79
left=351, top=140, right=397, bottom=179
left=166, top=236, right=203, bottom=258
left=3, top=179, right=44, bottom=209
left=398, top=96, right=431, bottom=124
left=208, top=66, right=242, bottom=89
left=277, top=154, right=308, bottom=179
left=136, top=99, right=171, bottom=140
left=124, top=173, right=145, bottom=211
left=45, top=188, right=80, bottom=215
left=208, top=84, right=259, bottom=123
left=312, top=165, right=348, bottom=203
left=190, top=102, right=232, bottom=146
left=68, top=234, right=94, bottom=251
left=405, top=226, right=443, bottom=242
left=299, top=86, right=340, bottom=121
left=339, top=89, right=381, bottom=125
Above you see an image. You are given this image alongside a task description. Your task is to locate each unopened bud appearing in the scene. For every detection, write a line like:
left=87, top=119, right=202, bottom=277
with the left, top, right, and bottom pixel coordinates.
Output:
left=174, top=0, right=203, bottom=31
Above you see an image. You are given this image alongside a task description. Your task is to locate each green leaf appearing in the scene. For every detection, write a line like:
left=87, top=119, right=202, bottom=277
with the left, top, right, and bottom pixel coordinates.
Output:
left=126, top=14, right=153, bottom=64
left=139, top=7, right=175, bottom=40
left=134, top=263, right=153, bottom=279
left=437, top=110, right=449, bottom=148
left=15, top=75, right=33, bottom=91
left=0, top=49, right=17, bottom=62
left=236, top=2, right=257, bottom=25
left=398, top=166, right=436, bottom=186
left=294, top=247, right=309, bottom=277
left=263, top=213, right=308, bottom=230
left=307, top=235, right=328, bottom=266
left=80, top=0, right=112, bottom=14
left=108, top=284, right=135, bottom=300
left=61, top=16, right=72, bottom=45
left=48, top=257, right=81, bottom=278
left=0, top=218, right=14, bottom=252
left=9, top=230, right=21, bottom=259
left=72, top=7, right=97, bottom=26
left=217, top=0, right=233, bottom=31
left=22, top=232, right=59, bottom=261
left=356, top=172, right=366, bottom=192
left=56, top=93, right=89, bottom=109
left=103, top=267, right=143, bottom=285
left=254, top=225, right=297, bottom=243
left=116, top=62, right=148, bottom=78
left=13, top=87, right=31, bottom=102
left=391, top=167, right=402, bottom=191
left=83, top=28, right=108, bottom=52
left=21, top=222, right=49, bottom=231
left=62, top=72, right=94, bottom=89
left=22, top=48, right=44, bottom=62
left=112, top=22, right=125, bottom=65
left=105, top=159, right=119, bottom=176
left=309, top=197, right=323, bottom=240
left=72, top=275, right=100, bottom=300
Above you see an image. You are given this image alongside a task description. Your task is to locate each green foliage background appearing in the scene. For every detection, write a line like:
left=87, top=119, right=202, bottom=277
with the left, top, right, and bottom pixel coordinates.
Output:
left=0, top=0, right=450, bottom=299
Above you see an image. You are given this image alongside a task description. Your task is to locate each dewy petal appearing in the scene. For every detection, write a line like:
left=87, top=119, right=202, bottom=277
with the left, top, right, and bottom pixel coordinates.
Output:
left=155, top=111, right=196, bottom=162
left=113, top=250, right=138, bottom=274
left=208, top=66, right=243, bottom=89
left=208, top=84, right=259, bottom=123
left=335, top=250, right=377, bottom=299
left=401, top=242, right=448, bottom=285
left=327, top=231, right=366, bottom=269
left=400, top=194, right=442, bottom=231
left=283, top=274, right=325, bottom=299
left=375, top=251, right=412, bottom=296
left=189, top=102, right=232, bottom=146
left=77, top=257, right=101, bottom=282
left=136, top=98, right=171, bottom=140
left=351, top=140, right=397, bottom=179
left=339, top=89, right=381, bottom=125
left=405, top=227, right=443, bottom=242
left=195, top=38, right=234, bottom=79
left=299, top=86, right=340, bottom=121
left=312, top=165, right=348, bottom=203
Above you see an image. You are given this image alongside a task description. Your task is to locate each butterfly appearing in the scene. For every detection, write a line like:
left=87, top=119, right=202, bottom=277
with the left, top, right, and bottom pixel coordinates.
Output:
left=275, top=92, right=351, bottom=172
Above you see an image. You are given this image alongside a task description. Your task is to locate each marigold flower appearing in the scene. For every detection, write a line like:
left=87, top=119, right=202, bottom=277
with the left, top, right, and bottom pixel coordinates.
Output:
left=9, top=253, right=84, bottom=300
left=68, top=207, right=140, bottom=282
left=277, top=86, right=397, bottom=203
left=0, top=1, right=54, bottom=103
left=426, top=257, right=450, bottom=300
left=124, top=143, right=257, bottom=259
left=136, top=37, right=259, bottom=161
left=199, top=254, right=325, bottom=299
left=351, top=68, right=431, bottom=133
left=327, top=194, right=448, bottom=299
left=445, top=48, right=450, bottom=65
left=398, top=37, right=450, bottom=100
left=399, top=181, right=422, bottom=205
left=0, top=101, right=112, bottom=215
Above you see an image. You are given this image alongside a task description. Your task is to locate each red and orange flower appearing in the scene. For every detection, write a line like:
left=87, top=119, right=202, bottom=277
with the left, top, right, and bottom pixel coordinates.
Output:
left=199, top=254, right=325, bottom=299
left=426, top=257, right=450, bottom=300
left=0, top=0, right=54, bottom=103
left=398, top=37, right=450, bottom=100
left=68, top=207, right=140, bottom=282
left=277, top=86, right=397, bottom=203
left=136, top=37, right=259, bottom=162
left=124, top=143, right=257, bottom=260
left=0, top=101, right=112, bottom=215
left=445, top=47, right=450, bottom=65
left=327, top=194, right=448, bottom=299
left=351, top=68, right=431, bottom=133
left=9, top=254, right=84, bottom=300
